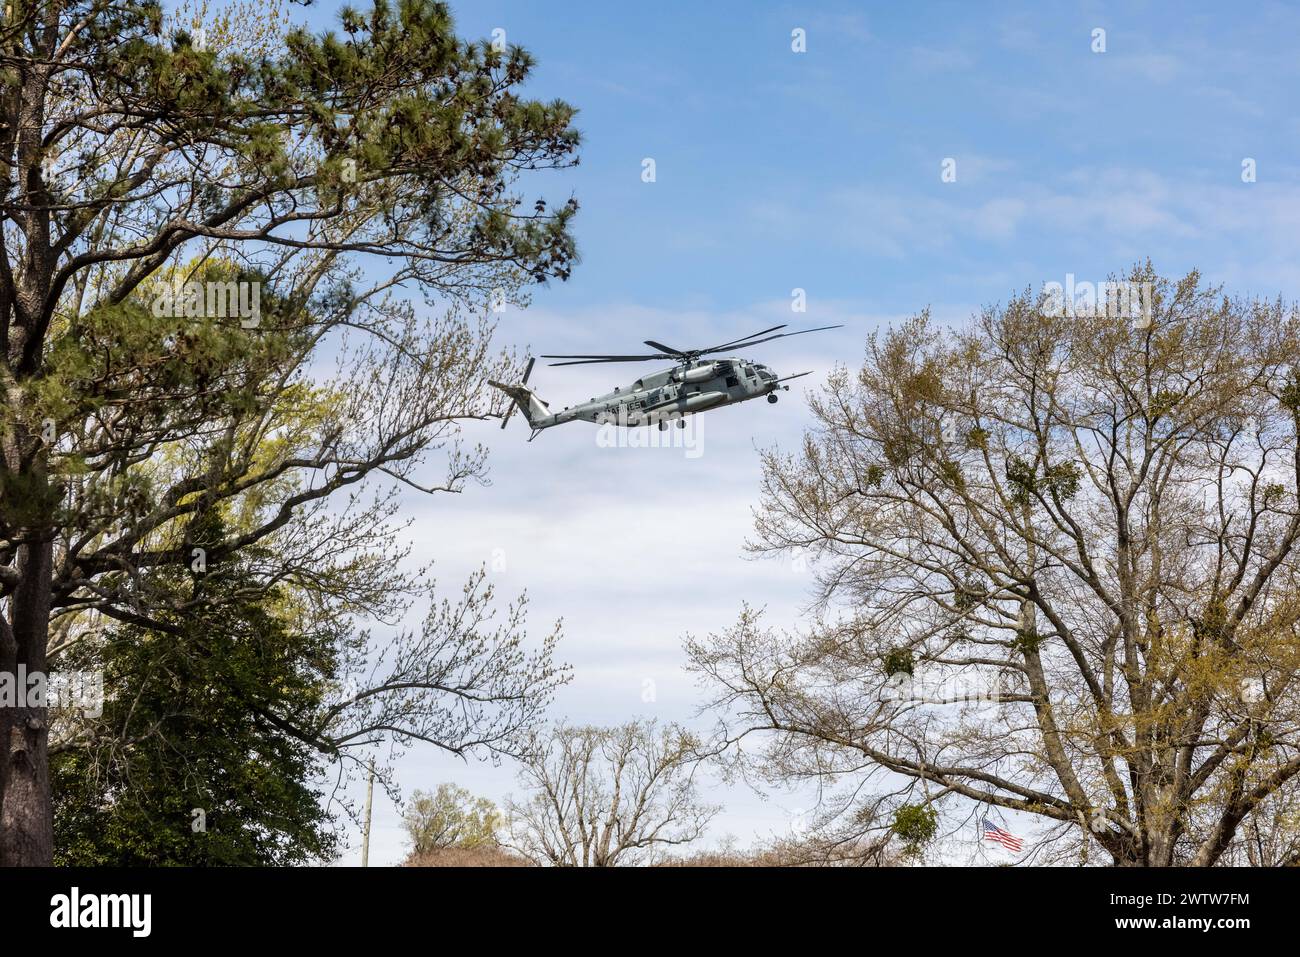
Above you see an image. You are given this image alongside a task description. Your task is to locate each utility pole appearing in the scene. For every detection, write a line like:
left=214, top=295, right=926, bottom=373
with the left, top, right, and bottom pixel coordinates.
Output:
left=361, top=760, right=375, bottom=867
left=1077, top=808, right=1090, bottom=866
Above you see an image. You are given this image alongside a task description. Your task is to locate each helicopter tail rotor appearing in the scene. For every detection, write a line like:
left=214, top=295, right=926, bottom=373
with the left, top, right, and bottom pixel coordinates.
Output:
left=492, top=357, right=548, bottom=430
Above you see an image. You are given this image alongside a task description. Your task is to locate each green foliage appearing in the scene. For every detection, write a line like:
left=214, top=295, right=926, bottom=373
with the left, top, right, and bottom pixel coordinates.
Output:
left=1005, top=455, right=1081, bottom=506
left=1012, top=626, right=1044, bottom=655
left=902, top=364, right=945, bottom=406
left=30, top=260, right=303, bottom=529
left=883, top=433, right=921, bottom=468
left=52, top=521, right=339, bottom=866
left=891, top=803, right=938, bottom=858
left=1281, top=374, right=1300, bottom=412
left=1005, top=455, right=1037, bottom=506
left=954, top=578, right=986, bottom=612
left=883, top=646, right=914, bottom=678
left=937, top=458, right=964, bottom=490
left=1148, top=389, right=1181, bottom=420
left=1192, top=597, right=1229, bottom=644
left=1045, top=460, right=1081, bottom=499
left=0, top=467, right=61, bottom=527
left=403, top=784, right=500, bottom=854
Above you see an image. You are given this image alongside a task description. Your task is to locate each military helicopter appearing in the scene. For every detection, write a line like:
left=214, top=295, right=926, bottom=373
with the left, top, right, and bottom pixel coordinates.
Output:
left=490, top=323, right=843, bottom=440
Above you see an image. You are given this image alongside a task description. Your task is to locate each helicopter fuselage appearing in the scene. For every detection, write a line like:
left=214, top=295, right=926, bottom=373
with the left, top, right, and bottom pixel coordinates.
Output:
left=542, top=357, right=781, bottom=429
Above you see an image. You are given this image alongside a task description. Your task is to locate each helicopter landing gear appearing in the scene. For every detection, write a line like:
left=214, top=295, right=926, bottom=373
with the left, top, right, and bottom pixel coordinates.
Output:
left=767, top=393, right=779, bottom=404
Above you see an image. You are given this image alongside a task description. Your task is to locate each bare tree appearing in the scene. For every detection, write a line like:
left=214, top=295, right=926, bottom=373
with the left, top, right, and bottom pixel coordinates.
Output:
left=688, top=265, right=1300, bottom=866
left=504, top=720, right=719, bottom=866
left=1214, top=788, right=1300, bottom=867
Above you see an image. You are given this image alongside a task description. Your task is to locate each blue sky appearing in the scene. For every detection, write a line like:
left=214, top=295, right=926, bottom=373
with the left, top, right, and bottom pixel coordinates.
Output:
left=282, top=0, right=1300, bottom=863
left=451, top=0, right=1300, bottom=311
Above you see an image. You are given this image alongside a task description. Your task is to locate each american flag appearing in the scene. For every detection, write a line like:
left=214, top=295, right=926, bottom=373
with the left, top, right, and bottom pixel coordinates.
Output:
left=982, top=819, right=1024, bottom=852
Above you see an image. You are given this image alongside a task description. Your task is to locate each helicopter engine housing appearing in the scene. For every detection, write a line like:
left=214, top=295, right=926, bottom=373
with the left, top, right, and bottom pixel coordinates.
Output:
left=674, top=363, right=718, bottom=384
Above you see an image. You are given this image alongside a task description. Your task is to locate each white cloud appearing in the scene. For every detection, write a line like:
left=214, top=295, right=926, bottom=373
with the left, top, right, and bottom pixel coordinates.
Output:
left=802, top=164, right=1300, bottom=298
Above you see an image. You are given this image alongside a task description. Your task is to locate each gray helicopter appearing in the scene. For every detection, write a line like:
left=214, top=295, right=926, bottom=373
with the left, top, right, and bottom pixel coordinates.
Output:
left=490, top=323, right=842, bottom=440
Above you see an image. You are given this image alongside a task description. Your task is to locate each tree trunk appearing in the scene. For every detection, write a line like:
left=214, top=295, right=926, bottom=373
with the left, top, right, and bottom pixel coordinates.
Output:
left=0, top=537, right=54, bottom=865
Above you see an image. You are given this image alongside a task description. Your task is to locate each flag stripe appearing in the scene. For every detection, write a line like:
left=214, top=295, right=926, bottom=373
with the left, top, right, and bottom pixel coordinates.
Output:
left=982, top=819, right=1025, bottom=852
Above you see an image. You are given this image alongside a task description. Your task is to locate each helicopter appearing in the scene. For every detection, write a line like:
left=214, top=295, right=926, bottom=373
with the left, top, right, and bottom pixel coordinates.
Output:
left=489, top=323, right=843, bottom=440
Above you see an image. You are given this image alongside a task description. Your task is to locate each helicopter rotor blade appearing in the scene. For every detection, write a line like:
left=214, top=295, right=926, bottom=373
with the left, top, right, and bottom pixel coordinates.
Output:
left=697, top=324, right=788, bottom=354
left=540, top=353, right=666, bottom=360
left=540, top=325, right=843, bottom=370
left=643, top=340, right=686, bottom=356
left=546, top=355, right=668, bottom=367
left=700, top=324, right=843, bottom=356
